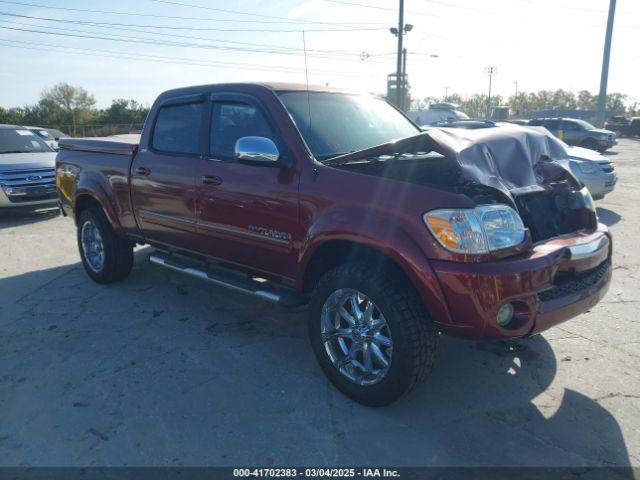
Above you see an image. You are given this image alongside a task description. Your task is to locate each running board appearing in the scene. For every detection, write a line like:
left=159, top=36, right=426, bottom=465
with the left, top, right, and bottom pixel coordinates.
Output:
left=149, top=252, right=307, bottom=308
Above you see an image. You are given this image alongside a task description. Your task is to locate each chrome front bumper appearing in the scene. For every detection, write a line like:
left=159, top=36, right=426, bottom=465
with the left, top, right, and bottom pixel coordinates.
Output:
left=0, top=184, right=58, bottom=208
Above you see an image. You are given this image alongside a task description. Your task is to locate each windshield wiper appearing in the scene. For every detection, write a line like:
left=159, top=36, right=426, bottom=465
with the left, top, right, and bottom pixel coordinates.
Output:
left=316, top=152, right=353, bottom=161
left=0, top=150, right=30, bottom=154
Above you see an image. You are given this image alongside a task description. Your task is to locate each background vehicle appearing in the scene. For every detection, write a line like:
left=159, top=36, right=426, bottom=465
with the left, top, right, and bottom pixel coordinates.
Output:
left=604, top=116, right=640, bottom=138
left=528, top=117, right=616, bottom=152
left=24, top=126, right=68, bottom=150
left=562, top=147, right=617, bottom=200
left=0, top=124, right=57, bottom=209
left=406, top=102, right=470, bottom=126
left=57, top=83, right=612, bottom=406
left=429, top=121, right=617, bottom=200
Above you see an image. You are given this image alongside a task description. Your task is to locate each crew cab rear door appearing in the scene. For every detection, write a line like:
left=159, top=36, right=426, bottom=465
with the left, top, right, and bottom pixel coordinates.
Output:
left=131, top=94, right=206, bottom=247
left=193, top=93, right=300, bottom=282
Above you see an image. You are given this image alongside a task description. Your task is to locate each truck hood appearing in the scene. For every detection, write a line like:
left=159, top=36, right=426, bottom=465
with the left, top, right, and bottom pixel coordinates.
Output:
left=325, top=124, right=580, bottom=201
left=0, top=151, right=57, bottom=171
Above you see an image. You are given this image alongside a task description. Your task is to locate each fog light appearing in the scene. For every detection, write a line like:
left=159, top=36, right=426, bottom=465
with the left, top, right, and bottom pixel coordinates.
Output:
left=497, top=303, right=515, bottom=327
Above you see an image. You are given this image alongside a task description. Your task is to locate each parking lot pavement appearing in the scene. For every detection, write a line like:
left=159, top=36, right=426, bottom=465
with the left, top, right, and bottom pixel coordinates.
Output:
left=1, top=140, right=639, bottom=468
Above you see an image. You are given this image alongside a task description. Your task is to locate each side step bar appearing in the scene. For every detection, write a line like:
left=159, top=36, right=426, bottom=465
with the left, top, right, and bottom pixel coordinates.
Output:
left=149, top=252, right=308, bottom=308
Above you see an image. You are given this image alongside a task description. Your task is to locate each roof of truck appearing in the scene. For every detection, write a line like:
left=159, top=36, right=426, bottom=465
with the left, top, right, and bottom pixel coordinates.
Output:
left=157, top=82, right=357, bottom=99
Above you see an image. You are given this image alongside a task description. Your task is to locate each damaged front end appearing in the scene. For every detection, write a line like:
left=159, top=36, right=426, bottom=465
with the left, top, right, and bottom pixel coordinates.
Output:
left=326, top=125, right=598, bottom=244
left=325, top=125, right=611, bottom=337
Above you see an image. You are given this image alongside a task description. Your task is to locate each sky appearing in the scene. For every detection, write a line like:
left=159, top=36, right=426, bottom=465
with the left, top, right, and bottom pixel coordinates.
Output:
left=0, top=0, right=638, bottom=109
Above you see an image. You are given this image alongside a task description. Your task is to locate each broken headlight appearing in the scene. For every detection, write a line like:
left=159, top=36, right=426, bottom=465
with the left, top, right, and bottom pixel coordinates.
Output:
left=424, top=205, right=525, bottom=254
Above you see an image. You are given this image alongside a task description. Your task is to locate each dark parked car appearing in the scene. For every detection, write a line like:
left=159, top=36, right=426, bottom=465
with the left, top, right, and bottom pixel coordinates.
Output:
left=528, top=117, right=616, bottom=152
left=57, top=83, right=612, bottom=406
left=604, top=116, right=640, bottom=138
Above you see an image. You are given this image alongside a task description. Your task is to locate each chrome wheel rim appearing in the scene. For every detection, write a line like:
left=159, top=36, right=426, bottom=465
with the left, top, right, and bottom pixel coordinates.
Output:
left=321, top=289, right=393, bottom=386
left=81, top=220, right=105, bottom=273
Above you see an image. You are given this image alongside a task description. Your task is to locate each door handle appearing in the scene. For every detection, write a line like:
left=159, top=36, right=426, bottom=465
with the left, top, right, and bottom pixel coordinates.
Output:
left=135, top=167, right=151, bottom=176
left=201, top=175, right=223, bottom=186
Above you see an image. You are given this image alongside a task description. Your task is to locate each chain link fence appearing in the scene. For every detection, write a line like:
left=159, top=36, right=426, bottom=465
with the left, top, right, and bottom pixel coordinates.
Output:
left=43, top=123, right=145, bottom=137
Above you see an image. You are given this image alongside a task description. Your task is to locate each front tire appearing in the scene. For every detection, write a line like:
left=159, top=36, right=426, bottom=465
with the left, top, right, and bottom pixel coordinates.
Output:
left=77, top=207, right=133, bottom=284
left=581, top=138, right=599, bottom=151
left=309, top=264, right=437, bottom=406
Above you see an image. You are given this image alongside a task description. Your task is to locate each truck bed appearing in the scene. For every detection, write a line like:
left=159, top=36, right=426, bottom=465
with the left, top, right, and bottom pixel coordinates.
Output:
left=58, top=135, right=140, bottom=156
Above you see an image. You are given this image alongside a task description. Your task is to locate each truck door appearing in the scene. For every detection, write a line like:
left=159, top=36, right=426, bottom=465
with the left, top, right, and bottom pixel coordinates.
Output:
left=194, top=94, right=300, bottom=283
left=131, top=94, right=206, bottom=247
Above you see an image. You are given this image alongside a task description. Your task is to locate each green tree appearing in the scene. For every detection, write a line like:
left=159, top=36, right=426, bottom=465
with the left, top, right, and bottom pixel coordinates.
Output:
left=100, top=99, right=149, bottom=125
left=40, top=83, right=96, bottom=135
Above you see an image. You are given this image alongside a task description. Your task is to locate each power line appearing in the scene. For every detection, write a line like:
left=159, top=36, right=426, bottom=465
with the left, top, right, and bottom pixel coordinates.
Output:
left=321, top=0, right=438, bottom=17
left=0, top=20, right=392, bottom=64
left=0, top=0, right=386, bottom=29
left=0, top=13, right=383, bottom=59
left=147, top=0, right=388, bottom=25
left=423, top=0, right=492, bottom=14
left=0, top=38, right=372, bottom=78
left=0, top=24, right=394, bottom=67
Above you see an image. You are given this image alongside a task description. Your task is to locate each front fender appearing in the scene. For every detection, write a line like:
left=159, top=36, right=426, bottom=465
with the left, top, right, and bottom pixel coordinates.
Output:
left=298, top=207, right=454, bottom=327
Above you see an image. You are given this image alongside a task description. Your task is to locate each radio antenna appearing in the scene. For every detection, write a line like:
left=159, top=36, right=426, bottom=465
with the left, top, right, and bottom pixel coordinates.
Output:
left=302, top=30, right=312, bottom=137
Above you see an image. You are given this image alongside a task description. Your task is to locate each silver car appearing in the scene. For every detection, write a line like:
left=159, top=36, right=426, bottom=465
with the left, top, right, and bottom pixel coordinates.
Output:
left=0, top=125, right=58, bottom=209
left=562, top=145, right=617, bottom=200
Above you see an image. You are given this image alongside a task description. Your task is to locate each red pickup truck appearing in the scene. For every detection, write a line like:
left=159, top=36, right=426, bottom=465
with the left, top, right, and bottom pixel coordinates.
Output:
left=57, top=83, right=612, bottom=406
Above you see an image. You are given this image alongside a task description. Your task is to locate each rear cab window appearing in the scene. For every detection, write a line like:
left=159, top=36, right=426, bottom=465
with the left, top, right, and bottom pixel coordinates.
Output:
left=152, top=102, right=204, bottom=155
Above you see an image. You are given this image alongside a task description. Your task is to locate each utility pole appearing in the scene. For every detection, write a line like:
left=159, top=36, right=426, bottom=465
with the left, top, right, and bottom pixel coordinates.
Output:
left=396, top=0, right=404, bottom=108
left=388, top=2, right=412, bottom=109
left=485, top=67, right=497, bottom=118
left=444, top=86, right=450, bottom=101
left=513, top=81, right=518, bottom=116
left=401, top=47, right=407, bottom=110
left=597, top=0, right=616, bottom=127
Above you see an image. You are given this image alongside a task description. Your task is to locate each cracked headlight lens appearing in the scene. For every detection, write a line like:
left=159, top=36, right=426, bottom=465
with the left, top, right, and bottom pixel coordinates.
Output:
left=424, top=205, right=525, bottom=254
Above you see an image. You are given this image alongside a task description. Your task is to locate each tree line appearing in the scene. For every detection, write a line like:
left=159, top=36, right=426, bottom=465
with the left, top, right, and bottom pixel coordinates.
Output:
left=411, top=89, right=639, bottom=119
left=1, top=83, right=639, bottom=136
left=0, top=83, right=149, bottom=136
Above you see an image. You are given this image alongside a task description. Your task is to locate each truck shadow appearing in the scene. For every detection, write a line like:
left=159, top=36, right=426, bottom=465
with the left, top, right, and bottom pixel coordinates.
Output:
left=597, top=207, right=622, bottom=227
left=0, top=251, right=633, bottom=469
left=0, top=206, right=59, bottom=229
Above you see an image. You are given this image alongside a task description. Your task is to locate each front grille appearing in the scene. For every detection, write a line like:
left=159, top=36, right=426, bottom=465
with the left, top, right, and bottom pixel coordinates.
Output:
left=538, top=260, right=610, bottom=302
left=0, top=167, right=57, bottom=204
left=0, top=167, right=55, bottom=187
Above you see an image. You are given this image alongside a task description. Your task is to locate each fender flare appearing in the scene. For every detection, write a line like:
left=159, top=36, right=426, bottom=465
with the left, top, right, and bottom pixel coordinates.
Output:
left=73, top=179, right=125, bottom=237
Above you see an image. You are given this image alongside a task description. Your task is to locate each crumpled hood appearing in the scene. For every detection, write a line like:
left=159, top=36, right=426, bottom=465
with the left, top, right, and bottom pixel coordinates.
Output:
left=0, top=151, right=56, bottom=171
left=426, top=124, right=576, bottom=195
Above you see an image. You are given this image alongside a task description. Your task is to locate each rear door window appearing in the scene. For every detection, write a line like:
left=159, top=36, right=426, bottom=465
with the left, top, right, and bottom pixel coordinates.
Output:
left=152, top=102, right=203, bottom=155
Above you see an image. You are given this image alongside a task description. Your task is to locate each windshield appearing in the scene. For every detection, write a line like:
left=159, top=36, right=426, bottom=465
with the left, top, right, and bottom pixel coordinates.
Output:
left=31, top=129, right=54, bottom=140
left=0, top=128, right=52, bottom=153
left=277, top=91, right=419, bottom=160
left=572, top=119, right=596, bottom=130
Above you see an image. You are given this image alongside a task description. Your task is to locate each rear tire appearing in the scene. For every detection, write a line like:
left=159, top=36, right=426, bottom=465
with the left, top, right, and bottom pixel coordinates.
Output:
left=77, top=207, right=133, bottom=284
left=309, top=263, right=438, bottom=407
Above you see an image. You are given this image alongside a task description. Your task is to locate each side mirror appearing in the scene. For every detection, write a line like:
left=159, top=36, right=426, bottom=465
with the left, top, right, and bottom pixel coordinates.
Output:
left=234, top=136, right=279, bottom=165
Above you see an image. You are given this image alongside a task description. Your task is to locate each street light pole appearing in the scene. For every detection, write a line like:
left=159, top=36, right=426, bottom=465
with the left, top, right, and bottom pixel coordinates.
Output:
left=485, top=67, right=497, bottom=118
left=513, top=81, right=518, bottom=116
left=395, top=0, right=404, bottom=108
left=597, top=0, right=617, bottom=127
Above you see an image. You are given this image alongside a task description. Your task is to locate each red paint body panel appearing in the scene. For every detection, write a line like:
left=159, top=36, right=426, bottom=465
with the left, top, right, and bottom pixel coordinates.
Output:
left=56, top=82, right=613, bottom=340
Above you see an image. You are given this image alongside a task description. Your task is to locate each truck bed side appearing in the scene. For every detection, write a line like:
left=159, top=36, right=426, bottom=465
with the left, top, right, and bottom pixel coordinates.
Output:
left=56, top=136, right=141, bottom=238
